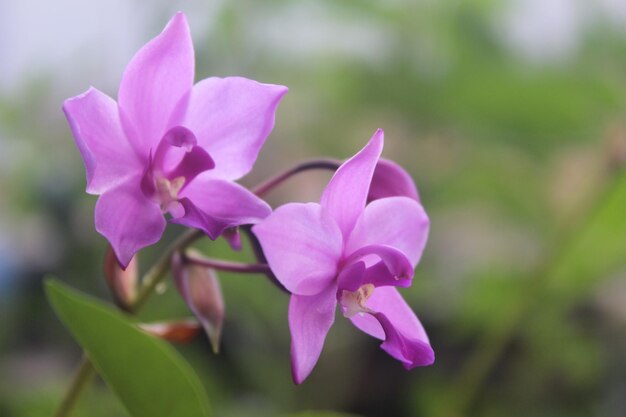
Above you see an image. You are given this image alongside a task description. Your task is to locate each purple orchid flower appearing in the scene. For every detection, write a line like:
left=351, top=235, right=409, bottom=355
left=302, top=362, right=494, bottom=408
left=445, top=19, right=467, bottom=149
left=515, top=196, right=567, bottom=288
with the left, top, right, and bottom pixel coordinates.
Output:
left=63, top=12, right=287, bottom=267
left=252, top=129, right=434, bottom=384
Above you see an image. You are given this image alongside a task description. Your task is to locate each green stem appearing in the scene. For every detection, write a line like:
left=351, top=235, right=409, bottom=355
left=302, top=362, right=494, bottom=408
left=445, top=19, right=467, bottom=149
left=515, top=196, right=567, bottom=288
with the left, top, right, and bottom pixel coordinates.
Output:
left=54, top=229, right=203, bottom=417
left=53, top=356, right=96, bottom=417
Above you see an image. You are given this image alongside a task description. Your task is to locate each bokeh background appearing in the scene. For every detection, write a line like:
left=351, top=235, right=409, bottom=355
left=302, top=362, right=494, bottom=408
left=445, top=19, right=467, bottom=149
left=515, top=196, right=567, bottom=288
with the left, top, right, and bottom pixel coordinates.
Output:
left=2, top=1, right=626, bottom=416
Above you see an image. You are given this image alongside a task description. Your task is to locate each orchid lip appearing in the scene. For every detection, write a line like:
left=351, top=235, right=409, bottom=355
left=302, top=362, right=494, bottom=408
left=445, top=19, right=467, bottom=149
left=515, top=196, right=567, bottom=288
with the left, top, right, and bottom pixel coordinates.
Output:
left=342, top=244, right=414, bottom=282
left=340, top=283, right=375, bottom=318
left=140, top=126, right=215, bottom=211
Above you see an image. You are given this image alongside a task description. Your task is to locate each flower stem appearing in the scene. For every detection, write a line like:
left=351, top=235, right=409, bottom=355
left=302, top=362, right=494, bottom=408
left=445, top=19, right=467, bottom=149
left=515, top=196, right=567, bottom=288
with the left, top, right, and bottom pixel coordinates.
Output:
left=252, top=158, right=340, bottom=197
left=53, top=356, right=96, bottom=417
left=183, top=251, right=272, bottom=274
left=54, top=229, right=203, bottom=417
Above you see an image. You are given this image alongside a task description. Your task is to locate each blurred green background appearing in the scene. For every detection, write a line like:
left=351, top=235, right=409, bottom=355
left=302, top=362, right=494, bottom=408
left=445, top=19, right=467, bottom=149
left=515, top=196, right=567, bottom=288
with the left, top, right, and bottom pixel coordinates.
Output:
left=1, top=0, right=626, bottom=416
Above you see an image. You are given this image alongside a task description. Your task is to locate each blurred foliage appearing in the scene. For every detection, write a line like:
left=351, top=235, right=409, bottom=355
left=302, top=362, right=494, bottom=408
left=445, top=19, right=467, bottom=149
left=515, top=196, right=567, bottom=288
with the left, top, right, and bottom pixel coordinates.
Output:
left=1, top=1, right=626, bottom=417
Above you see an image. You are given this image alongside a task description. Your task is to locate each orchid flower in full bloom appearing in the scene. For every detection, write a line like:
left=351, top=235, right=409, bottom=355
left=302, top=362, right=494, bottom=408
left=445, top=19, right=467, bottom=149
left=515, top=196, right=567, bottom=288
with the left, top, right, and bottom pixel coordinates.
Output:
left=252, top=129, right=434, bottom=384
left=63, top=12, right=287, bottom=267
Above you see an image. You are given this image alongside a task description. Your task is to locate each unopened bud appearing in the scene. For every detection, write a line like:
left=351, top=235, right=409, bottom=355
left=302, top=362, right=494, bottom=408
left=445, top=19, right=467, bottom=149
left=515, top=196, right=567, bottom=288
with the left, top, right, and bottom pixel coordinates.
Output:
left=172, top=251, right=225, bottom=353
left=139, top=319, right=202, bottom=343
left=368, top=158, right=420, bottom=203
left=223, top=227, right=242, bottom=251
left=104, top=246, right=138, bottom=311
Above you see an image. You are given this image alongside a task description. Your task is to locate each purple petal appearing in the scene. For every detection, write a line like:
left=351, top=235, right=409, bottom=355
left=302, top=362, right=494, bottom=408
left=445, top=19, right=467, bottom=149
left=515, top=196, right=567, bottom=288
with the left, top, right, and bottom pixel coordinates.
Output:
left=344, top=244, right=414, bottom=282
left=63, top=87, right=142, bottom=195
left=171, top=77, right=288, bottom=180
left=151, top=126, right=215, bottom=184
left=167, top=146, right=215, bottom=184
left=368, top=158, right=420, bottom=203
left=222, top=227, right=242, bottom=251
left=95, top=178, right=166, bottom=268
left=162, top=125, right=197, bottom=150
left=361, top=260, right=412, bottom=289
left=375, top=312, right=434, bottom=369
left=336, top=260, right=366, bottom=294
left=349, top=286, right=434, bottom=368
left=320, top=129, right=384, bottom=237
left=289, top=284, right=337, bottom=384
left=346, top=196, right=429, bottom=266
left=118, top=12, right=194, bottom=156
left=172, top=176, right=271, bottom=238
left=252, top=203, right=343, bottom=296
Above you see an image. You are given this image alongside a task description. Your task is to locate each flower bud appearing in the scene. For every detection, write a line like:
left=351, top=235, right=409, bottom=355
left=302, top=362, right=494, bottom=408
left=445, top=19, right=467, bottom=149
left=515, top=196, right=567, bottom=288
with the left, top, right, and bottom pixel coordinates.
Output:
left=223, top=227, right=242, bottom=251
left=368, top=158, right=420, bottom=203
left=172, top=251, right=225, bottom=353
left=139, top=319, right=201, bottom=343
left=104, top=246, right=138, bottom=311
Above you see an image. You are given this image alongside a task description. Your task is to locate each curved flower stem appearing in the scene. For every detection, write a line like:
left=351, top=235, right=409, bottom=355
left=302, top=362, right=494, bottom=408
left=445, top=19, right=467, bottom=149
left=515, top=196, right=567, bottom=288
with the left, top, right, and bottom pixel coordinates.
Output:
left=54, top=229, right=203, bottom=417
left=183, top=251, right=272, bottom=274
left=252, top=158, right=341, bottom=197
left=443, top=169, right=625, bottom=417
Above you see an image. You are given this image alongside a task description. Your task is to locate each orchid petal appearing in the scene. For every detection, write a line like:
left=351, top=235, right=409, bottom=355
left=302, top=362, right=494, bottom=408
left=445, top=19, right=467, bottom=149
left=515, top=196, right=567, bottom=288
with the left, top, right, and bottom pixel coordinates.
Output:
left=252, top=203, right=343, bottom=296
left=63, top=88, right=141, bottom=195
left=222, top=227, right=242, bottom=251
left=167, top=146, right=215, bottom=184
left=171, top=77, right=288, bottom=180
left=336, top=260, right=367, bottom=294
left=95, top=178, right=166, bottom=269
left=346, top=196, right=429, bottom=266
left=344, top=244, right=414, bottom=282
left=150, top=126, right=214, bottom=183
left=369, top=158, right=420, bottom=203
left=172, top=176, right=271, bottom=238
left=289, top=284, right=337, bottom=384
left=349, top=287, right=434, bottom=368
left=118, top=12, right=194, bottom=155
left=320, top=129, right=384, bottom=237
left=375, top=312, right=434, bottom=369
left=361, top=260, right=413, bottom=289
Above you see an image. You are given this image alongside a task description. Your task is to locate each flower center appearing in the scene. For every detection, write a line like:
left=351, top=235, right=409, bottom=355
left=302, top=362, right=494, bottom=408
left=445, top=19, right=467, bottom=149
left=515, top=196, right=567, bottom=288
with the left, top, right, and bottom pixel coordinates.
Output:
left=154, top=176, right=185, bottom=214
left=340, top=284, right=375, bottom=318
left=140, top=126, right=215, bottom=216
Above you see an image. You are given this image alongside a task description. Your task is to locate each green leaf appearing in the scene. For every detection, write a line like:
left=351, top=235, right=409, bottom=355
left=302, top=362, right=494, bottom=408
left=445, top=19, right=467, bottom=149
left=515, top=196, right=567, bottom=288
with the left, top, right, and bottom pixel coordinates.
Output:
left=45, top=279, right=211, bottom=417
